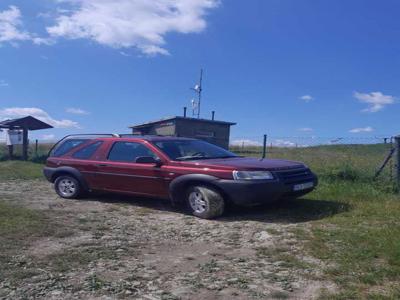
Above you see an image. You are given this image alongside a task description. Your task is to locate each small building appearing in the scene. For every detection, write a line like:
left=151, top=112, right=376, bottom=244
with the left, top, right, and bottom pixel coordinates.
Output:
left=0, top=116, right=53, bottom=160
left=129, top=116, right=236, bottom=149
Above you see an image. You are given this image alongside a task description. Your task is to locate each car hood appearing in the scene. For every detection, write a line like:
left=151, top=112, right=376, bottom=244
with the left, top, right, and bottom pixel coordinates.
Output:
left=179, top=157, right=305, bottom=171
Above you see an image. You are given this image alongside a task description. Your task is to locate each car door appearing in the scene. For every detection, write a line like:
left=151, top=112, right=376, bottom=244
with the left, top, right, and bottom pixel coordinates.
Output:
left=95, top=141, right=167, bottom=197
left=67, top=141, right=106, bottom=188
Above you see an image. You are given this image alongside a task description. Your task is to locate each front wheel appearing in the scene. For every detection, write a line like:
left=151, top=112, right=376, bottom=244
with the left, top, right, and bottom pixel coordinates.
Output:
left=186, top=186, right=225, bottom=219
left=54, top=175, right=82, bottom=199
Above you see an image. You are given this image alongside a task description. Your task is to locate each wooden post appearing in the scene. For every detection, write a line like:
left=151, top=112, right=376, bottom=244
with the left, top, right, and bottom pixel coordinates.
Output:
left=22, top=128, right=28, bottom=161
left=262, top=134, right=267, bottom=159
left=7, top=145, right=13, bottom=159
left=35, top=139, right=38, bottom=157
left=395, top=136, right=400, bottom=192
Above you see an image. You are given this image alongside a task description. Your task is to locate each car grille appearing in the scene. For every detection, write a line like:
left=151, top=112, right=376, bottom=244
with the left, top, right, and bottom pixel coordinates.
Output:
left=275, top=167, right=314, bottom=185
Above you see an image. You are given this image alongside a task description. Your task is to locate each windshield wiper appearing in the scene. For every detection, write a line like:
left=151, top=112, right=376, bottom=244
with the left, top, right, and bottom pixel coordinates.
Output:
left=175, top=156, right=206, bottom=161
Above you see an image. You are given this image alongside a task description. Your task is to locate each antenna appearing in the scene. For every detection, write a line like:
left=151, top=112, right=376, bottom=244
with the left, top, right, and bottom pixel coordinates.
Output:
left=190, top=69, right=203, bottom=118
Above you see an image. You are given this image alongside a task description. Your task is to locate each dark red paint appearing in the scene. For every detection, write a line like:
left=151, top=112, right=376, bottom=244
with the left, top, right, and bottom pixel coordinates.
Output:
left=46, top=136, right=305, bottom=199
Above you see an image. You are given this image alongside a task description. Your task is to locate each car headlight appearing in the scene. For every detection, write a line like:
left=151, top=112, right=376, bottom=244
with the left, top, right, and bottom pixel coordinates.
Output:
left=232, top=170, right=274, bottom=180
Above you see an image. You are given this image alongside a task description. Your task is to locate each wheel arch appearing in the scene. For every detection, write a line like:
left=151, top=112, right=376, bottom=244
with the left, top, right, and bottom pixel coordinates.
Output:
left=51, top=167, right=89, bottom=191
left=169, top=174, right=229, bottom=205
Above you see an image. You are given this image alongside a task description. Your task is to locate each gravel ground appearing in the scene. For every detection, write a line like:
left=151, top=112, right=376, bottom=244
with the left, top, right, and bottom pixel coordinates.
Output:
left=0, top=180, right=335, bottom=299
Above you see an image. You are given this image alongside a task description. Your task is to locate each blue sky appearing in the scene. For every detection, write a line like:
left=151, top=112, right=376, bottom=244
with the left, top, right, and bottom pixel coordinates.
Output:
left=0, top=0, right=398, bottom=145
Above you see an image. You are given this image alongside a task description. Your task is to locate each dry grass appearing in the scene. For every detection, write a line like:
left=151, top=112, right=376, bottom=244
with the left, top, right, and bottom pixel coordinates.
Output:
left=0, top=143, right=399, bottom=299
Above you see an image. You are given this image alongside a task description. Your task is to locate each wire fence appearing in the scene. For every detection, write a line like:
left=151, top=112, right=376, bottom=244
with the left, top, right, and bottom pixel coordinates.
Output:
left=0, top=140, right=54, bottom=162
left=230, top=135, right=392, bottom=149
left=0, top=135, right=396, bottom=191
left=230, top=135, right=395, bottom=191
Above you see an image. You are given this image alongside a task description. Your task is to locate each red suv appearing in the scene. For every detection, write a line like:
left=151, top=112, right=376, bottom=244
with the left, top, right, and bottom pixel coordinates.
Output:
left=44, top=134, right=317, bottom=219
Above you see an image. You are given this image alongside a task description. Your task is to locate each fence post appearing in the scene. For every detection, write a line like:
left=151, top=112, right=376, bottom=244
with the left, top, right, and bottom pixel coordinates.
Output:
left=7, top=145, right=13, bottom=159
left=262, top=134, right=267, bottom=159
left=395, top=136, right=400, bottom=192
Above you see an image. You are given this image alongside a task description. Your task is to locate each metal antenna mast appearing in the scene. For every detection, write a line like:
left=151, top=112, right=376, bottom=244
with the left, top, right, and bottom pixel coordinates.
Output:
left=191, top=69, right=203, bottom=118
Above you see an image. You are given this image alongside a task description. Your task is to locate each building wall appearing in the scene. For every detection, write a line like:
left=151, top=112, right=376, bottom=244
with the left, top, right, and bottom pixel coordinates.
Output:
left=175, top=119, right=231, bottom=149
left=133, top=121, right=176, bottom=136
left=132, top=119, right=232, bottom=149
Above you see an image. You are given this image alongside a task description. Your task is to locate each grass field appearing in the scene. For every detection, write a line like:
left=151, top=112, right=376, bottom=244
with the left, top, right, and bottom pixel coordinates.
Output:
left=233, top=143, right=394, bottom=191
left=233, top=144, right=400, bottom=297
left=0, top=143, right=399, bottom=299
left=0, top=142, right=52, bottom=163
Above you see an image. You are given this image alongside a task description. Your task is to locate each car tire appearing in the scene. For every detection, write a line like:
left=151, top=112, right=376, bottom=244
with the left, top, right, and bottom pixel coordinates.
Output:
left=186, top=185, right=225, bottom=219
left=54, top=175, right=82, bottom=199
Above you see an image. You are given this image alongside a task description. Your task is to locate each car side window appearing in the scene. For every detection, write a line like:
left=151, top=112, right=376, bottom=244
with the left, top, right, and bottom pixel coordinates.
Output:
left=72, top=141, right=103, bottom=159
left=108, top=142, right=157, bottom=162
left=51, top=139, right=86, bottom=157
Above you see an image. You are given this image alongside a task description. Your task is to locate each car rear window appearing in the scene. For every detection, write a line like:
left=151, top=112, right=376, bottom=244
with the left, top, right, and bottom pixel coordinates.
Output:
left=72, top=141, right=103, bottom=159
left=50, top=139, right=87, bottom=157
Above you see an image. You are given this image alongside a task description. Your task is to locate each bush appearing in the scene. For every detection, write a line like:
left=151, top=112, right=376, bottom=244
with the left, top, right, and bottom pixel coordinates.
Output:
left=324, top=164, right=361, bottom=182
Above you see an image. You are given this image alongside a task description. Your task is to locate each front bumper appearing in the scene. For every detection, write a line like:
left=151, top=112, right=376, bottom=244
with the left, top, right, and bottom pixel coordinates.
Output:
left=216, top=174, right=318, bottom=206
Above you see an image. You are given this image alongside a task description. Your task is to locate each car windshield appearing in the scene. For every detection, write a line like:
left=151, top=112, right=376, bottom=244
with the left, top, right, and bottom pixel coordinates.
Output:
left=153, top=140, right=238, bottom=161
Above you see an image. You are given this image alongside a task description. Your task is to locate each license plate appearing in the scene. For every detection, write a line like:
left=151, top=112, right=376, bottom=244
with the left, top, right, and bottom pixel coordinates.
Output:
left=293, top=182, right=314, bottom=191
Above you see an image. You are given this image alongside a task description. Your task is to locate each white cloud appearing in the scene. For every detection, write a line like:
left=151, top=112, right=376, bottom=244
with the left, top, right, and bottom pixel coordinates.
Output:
left=66, top=107, right=90, bottom=115
left=0, top=6, right=50, bottom=46
left=41, top=134, right=56, bottom=141
left=299, top=95, right=313, bottom=102
left=0, top=107, right=80, bottom=128
left=354, top=91, right=395, bottom=113
left=231, top=139, right=262, bottom=147
left=46, top=0, right=219, bottom=55
left=298, top=127, right=313, bottom=132
left=273, top=139, right=297, bottom=147
left=119, top=51, right=131, bottom=57
left=0, top=80, right=9, bottom=87
left=0, top=6, right=30, bottom=44
left=349, top=126, right=374, bottom=133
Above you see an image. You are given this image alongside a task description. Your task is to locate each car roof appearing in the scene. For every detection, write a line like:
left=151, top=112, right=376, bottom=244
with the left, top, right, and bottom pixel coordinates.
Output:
left=55, top=134, right=198, bottom=144
left=51, top=134, right=194, bottom=152
left=98, top=135, right=196, bottom=142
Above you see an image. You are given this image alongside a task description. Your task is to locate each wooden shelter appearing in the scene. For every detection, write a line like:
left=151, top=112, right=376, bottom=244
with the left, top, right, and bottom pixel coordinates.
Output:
left=0, top=116, right=53, bottom=160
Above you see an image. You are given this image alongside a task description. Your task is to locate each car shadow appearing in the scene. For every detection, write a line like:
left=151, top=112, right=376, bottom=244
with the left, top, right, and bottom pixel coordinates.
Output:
left=86, top=193, right=350, bottom=224
left=220, top=198, right=350, bottom=223
left=87, top=192, right=179, bottom=213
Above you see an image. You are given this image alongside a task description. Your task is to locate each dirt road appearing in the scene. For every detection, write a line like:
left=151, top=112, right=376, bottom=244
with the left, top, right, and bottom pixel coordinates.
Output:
left=0, top=180, right=334, bottom=299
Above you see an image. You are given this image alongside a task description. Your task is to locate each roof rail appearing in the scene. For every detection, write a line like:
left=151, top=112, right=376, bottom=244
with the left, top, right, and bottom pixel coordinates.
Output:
left=119, top=134, right=174, bottom=138
left=47, top=133, right=120, bottom=156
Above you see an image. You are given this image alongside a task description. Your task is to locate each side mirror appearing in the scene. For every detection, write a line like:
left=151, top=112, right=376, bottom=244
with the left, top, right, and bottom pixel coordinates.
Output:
left=135, top=156, right=162, bottom=166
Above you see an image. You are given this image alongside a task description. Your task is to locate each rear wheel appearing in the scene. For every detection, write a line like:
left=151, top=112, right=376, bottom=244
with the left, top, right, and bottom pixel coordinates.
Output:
left=186, top=186, right=225, bottom=219
left=54, top=175, right=81, bottom=199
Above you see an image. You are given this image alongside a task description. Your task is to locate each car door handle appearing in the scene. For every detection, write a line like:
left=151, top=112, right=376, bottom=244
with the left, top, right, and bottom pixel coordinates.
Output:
left=96, top=164, right=108, bottom=167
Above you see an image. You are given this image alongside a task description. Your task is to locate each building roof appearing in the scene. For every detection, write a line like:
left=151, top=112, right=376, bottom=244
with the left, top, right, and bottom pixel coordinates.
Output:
left=129, top=116, right=236, bottom=129
left=106, top=135, right=197, bottom=142
left=0, top=116, right=53, bottom=130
